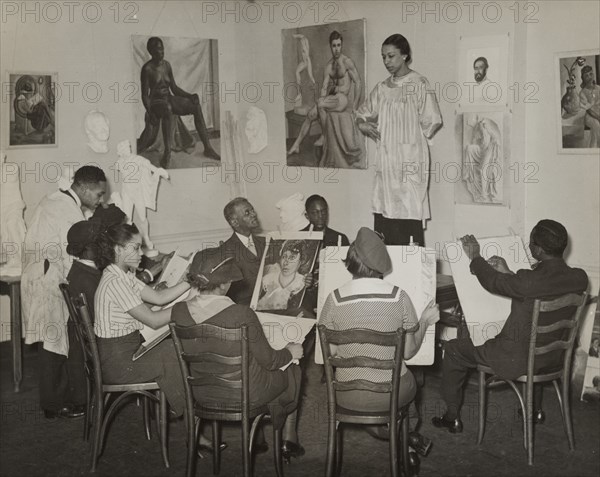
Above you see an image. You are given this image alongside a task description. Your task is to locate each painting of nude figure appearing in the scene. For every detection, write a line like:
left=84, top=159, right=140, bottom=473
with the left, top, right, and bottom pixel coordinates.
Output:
left=131, top=35, right=220, bottom=169
left=282, top=19, right=367, bottom=169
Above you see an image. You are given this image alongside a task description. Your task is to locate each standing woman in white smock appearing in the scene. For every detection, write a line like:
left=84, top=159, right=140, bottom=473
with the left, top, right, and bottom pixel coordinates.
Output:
left=356, top=34, right=442, bottom=246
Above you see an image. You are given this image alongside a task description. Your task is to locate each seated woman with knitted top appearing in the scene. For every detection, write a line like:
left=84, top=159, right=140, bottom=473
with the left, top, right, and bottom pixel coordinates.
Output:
left=170, top=247, right=306, bottom=462
left=319, top=227, right=439, bottom=463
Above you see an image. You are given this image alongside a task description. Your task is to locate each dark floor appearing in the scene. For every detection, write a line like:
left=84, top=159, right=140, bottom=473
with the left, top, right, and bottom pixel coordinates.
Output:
left=1, top=342, right=599, bottom=477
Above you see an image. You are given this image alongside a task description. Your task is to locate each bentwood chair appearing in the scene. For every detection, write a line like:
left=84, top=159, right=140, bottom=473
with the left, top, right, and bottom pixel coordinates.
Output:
left=318, top=324, right=412, bottom=477
left=477, top=292, right=588, bottom=465
left=170, top=322, right=284, bottom=477
left=60, top=285, right=169, bottom=472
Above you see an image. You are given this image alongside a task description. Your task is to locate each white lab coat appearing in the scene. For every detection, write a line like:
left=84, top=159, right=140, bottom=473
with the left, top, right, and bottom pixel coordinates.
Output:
left=21, top=191, right=84, bottom=356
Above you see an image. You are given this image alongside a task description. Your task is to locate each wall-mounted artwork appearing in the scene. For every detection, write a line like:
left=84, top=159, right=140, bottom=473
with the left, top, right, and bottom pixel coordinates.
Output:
left=456, top=111, right=506, bottom=205
left=555, top=50, right=600, bottom=154
left=581, top=306, right=600, bottom=401
left=131, top=35, right=220, bottom=169
left=251, top=233, right=322, bottom=315
left=7, top=72, right=57, bottom=148
left=282, top=19, right=367, bottom=169
left=457, top=34, right=509, bottom=108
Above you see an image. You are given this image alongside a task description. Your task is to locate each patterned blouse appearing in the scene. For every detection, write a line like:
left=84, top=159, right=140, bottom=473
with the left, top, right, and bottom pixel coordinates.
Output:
left=319, top=277, right=418, bottom=383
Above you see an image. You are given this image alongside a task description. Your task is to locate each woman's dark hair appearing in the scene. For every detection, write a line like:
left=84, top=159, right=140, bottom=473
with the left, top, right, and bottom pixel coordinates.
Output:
left=280, top=240, right=312, bottom=275
left=343, top=243, right=383, bottom=279
left=382, top=34, right=411, bottom=63
left=94, top=223, right=139, bottom=270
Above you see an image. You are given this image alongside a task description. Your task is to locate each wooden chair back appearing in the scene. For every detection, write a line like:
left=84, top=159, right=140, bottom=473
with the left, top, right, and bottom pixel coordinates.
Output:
left=527, top=292, right=588, bottom=382
left=317, top=324, right=407, bottom=418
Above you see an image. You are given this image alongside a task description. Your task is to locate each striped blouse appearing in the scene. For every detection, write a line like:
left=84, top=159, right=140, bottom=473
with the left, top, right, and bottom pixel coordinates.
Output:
left=319, top=277, right=418, bottom=383
left=94, top=264, right=146, bottom=338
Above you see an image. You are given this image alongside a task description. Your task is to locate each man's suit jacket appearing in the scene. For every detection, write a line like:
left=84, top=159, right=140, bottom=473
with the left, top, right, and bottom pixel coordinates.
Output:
left=471, top=257, right=588, bottom=379
left=221, top=232, right=267, bottom=306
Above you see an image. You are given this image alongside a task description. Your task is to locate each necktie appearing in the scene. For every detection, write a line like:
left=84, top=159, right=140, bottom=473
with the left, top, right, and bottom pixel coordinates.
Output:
left=247, top=236, right=257, bottom=256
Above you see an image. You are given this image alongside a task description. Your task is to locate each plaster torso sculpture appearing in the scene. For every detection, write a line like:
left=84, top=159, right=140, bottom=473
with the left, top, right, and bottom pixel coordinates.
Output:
left=0, top=151, right=27, bottom=276
left=115, top=139, right=169, bottom=255
left=462, top=117, right=502, bottom=203
left=276, top=193, right=309, bottom=232
left=245, top=106, right=268, bottom=154
left=84, top=110, right=110, bottom=153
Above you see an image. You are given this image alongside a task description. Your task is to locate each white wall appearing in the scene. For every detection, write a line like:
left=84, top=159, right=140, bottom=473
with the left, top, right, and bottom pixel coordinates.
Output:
left=1, top=1, right=599, bottom=339
left=524, top=1, right=600, bottom=292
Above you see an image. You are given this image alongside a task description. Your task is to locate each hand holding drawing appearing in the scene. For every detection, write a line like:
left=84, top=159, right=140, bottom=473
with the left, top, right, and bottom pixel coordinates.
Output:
left=487, top=255, right=513, bottom=274
left=460, top=234, right=481, bottom=260
left=285, top=342, right=304, bottom=360
left=419, top=300, right=440, bottom=327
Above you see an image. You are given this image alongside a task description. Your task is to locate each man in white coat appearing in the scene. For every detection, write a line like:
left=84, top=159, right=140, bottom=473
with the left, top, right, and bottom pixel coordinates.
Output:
left=21, top=165, right=106, bottom=418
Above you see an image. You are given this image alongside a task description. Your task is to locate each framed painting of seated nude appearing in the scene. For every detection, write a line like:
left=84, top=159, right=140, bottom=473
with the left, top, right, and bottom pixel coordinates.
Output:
left=282, top=19, right=367, bottom=169
left=250, top=232, right=323, bottom=317
left=131, top=35, right=221, bottom=169
left=554, top=50, right=600, bottom=154
left=7, top=72, right=57, bottom=148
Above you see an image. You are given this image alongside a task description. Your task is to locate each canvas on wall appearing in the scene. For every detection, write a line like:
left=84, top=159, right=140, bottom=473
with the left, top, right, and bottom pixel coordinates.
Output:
left=581, top=307, right=600, bottom=401
left=7, top=72, right=57, bottom=148
left=251, top=233, right=322, bottom=315
left=315, top=245, right=437, bottom=366
left=131, top=35, right=220, bottom=169
left=282, top=19, right=367, bottom=169
left=555, top=50, right=600, bottom=154
left=457, top=34, right=509, bottom=109
left=455, top=111, right=506, bottom=206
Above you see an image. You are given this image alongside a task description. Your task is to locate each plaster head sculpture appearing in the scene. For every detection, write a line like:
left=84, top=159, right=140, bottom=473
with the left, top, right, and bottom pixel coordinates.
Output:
left=58, top=165, right=75, bottom=191
left=0, top=150, right=27, bottom=276
left=84, top=110, right=110, bottom=153
left=117, top=138, right=132, bottom=158
left=245, top=106, right=268, bottom=154
left=276, top=192, right=309, bottom=232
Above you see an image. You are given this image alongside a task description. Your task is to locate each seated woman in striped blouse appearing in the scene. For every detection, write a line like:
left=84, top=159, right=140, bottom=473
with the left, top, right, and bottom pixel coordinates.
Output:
left=319, top=227, right=439, bottom=422
left=93, top=223, right=191, bottom=417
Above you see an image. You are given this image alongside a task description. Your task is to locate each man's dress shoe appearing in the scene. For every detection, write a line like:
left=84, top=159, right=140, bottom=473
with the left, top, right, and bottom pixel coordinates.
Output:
left=43, top=405, right=85, bottom=420
left=431, top=415, right=463, bottom=433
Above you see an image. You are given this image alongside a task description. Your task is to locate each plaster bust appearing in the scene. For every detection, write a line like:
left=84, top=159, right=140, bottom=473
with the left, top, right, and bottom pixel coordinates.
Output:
left=276, top=192, right=309, bottom=232
left=84, top=110, right=110, bottom=153
left=245, top=106, right=268, bottom=154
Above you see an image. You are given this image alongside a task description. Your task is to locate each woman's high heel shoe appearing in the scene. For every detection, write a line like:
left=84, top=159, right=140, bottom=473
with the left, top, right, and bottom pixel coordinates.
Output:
left=281, top=440, right=305, bottom=464
left=197, top=442, right=228, bottom=459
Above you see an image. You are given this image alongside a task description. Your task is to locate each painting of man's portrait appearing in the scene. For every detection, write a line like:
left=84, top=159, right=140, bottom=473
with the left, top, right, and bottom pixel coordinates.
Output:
left=251, top=234, right=321, bottom=315
left=8, top=72, right=57, bottom=148
left=131, top=35, right=221, bottom=169
left=282, top=19, right=367, bottom=169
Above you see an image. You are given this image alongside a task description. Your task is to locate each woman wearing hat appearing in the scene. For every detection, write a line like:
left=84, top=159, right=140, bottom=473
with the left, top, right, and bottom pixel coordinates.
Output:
left=171, top=247, right=306, bottom=462
left=319, top=228, right=439, bottom=449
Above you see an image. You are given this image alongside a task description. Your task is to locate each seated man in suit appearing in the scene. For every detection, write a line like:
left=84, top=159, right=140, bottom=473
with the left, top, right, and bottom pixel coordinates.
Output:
left=220, top=197, right=266, bottom=306
left=432, top=219, right=588, bottom=433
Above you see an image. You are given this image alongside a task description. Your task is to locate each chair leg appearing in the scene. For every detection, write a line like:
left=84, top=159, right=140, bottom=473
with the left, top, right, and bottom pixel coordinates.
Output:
left=325, top=416, right=337, bottom=477
left=389, top=421, right=398, bottom=477
left=212, top=420, right=221, bottom=475
left=159, top=391, right=170, bottom=468
left=401, top=414, right=410, bottom=477
left=249, top=414, right=265, bottom=454
left=525, top=384, right=534, bottom=466
left=90, top=392, right=104, bottom=472
left=477, top=371, right=486, bottom=445
left=335, top=423, right=343, bottom=477
left=143, top=396, right=152, bottom=440
left=242, top=416, right=251, bottom=477
left=83, top=379, right=92, bottom=441
left=273, top=427, right=284, bottom=477
left=561, top=378, right=576, bottom=451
